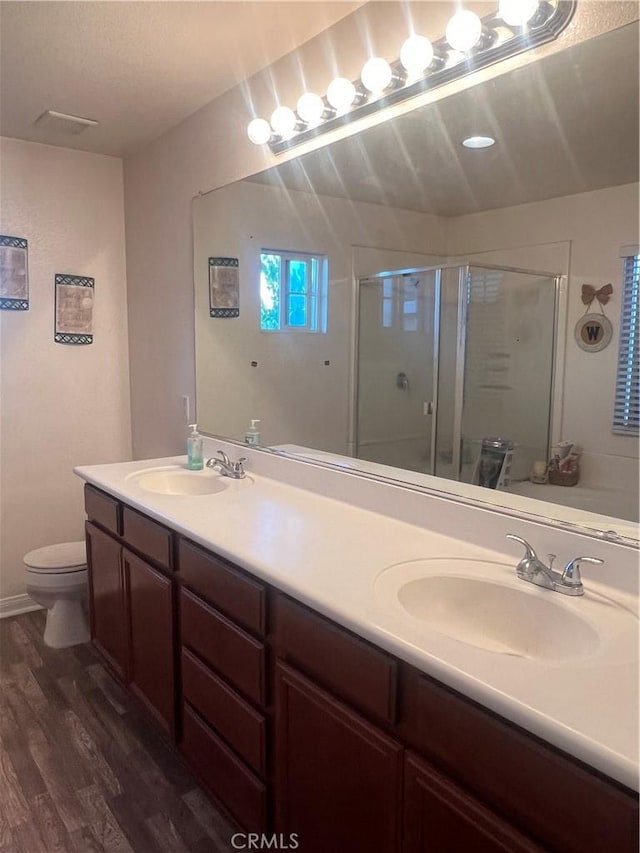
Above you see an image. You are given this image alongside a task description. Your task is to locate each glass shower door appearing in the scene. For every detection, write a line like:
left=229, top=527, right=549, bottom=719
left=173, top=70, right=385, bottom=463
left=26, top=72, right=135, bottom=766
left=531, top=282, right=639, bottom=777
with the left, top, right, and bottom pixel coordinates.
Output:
left=356, top=270, right=439, bottom=474
left=435, top=266, right=556, bottom=483
left=459, top=266, right=556, bottom=485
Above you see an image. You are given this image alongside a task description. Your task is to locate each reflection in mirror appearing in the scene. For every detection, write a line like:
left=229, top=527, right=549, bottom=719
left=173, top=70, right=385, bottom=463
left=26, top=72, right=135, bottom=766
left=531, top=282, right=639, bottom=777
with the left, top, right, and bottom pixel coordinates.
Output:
left=355, top=265, right=556, bottom=488
left=194, top=22, right=639, bottom=538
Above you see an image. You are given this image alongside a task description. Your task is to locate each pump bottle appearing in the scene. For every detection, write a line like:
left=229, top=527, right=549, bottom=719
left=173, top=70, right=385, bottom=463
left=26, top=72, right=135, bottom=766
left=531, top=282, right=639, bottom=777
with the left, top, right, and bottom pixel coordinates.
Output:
left=187, top=424, right=204, bottom=470
left=245, top=419, right=261, bottom=446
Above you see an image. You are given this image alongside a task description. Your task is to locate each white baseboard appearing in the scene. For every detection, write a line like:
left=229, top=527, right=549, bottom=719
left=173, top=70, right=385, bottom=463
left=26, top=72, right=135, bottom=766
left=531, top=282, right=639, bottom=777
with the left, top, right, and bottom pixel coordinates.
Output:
left=0, top=594, right=43, bottom=620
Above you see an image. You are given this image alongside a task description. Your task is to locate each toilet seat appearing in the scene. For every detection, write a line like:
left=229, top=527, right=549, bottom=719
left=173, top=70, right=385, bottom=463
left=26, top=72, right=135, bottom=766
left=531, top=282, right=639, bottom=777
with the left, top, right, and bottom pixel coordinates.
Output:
left=24, top=540, right=89, bottom=649
left=24, top=541, right=86, bottom=574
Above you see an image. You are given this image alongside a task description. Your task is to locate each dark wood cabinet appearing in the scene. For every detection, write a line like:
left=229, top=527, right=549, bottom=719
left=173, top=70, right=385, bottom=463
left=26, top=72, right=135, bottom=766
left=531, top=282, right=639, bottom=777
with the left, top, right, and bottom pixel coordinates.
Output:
left=403, top=752, right=542, bottom=853
left=275, top=661, right=403, bottom=853
left=182, top=704, right=267, bottom=831
left=178, top=539, right=266, bottom=636
left=85, top=489, right=176, bottom=740
left=125, top=548, right=175, bottom=736
left=274, top=594, right=397, bottom=724
left=86, top=520, right=128, bottom=680
left=180, top=588, right=266, bottom=707
left=399, top=666, right=639, bottom=853
left=176, top=537, right=269, bottom=832
left=84, top=491, right=639, bottom=852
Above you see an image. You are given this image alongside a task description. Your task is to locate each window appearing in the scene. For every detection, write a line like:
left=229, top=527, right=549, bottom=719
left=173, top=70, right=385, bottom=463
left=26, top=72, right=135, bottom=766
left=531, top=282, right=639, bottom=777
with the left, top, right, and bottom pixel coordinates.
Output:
left=381, top=275, right=423, bottom=331
left=613, top=251, right=640, bottom=434
left=260, top=250, right=328, bottom=332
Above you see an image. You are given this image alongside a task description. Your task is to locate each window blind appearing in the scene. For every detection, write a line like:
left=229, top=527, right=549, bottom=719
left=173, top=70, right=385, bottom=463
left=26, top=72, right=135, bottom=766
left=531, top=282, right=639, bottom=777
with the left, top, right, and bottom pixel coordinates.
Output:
left=613, top=253, right=639, bottom=434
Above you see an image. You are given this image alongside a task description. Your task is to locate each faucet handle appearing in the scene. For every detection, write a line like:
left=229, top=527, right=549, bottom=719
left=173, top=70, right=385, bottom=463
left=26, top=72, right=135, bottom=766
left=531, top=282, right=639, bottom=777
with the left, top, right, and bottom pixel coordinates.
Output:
left=506, top=534, right=538, bottom=562
left=562, top=556, right=604, bottom=586
left=234, top=457, right=247, bottom=472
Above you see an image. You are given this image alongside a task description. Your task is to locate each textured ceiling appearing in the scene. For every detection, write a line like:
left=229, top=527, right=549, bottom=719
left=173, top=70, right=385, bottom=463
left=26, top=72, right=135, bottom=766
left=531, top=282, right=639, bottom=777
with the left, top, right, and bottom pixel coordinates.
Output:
left=249, top=22, right=639, bottom=217
left=0, top=0, right=363, bottom=156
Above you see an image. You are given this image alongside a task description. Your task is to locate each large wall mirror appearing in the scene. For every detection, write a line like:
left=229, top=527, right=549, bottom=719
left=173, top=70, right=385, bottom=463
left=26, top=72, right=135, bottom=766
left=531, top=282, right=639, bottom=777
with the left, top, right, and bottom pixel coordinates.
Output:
left=194, top=21, right=639, bottom=540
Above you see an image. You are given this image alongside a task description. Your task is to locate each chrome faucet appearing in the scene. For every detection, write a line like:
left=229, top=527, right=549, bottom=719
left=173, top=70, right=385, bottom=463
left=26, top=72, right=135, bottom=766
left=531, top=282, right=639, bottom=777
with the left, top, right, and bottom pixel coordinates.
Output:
left=206, top=450, right=247, bottom=479
left=506, top=534, right=603, bottom=597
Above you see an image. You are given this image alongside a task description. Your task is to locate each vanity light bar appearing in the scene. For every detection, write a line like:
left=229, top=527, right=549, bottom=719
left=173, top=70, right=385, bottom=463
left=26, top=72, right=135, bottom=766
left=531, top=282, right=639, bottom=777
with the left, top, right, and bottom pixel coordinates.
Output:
left=248, top=0, right=575, bottom=154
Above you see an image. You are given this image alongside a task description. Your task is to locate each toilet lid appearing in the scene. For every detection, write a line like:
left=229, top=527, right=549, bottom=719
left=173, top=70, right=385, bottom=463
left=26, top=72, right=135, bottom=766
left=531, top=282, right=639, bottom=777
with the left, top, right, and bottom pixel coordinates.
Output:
left=24, top=541, right=87, bottom=572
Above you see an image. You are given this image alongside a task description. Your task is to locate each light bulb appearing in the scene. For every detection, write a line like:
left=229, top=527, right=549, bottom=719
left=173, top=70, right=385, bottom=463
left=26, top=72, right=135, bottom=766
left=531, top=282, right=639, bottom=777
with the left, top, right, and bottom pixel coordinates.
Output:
left=499, top=0, right=539, bottom=26
left=361, top=57, right=392, bottom=95
left=326, top=77, right=357, bottom=113
left=247, top=118, right=271, bottom=145
left=270, top=106, right=297, bottom=139
left=400, top=35, right=434, bottom=78
left=297, top=92, right=325, bottom=126
left=446, top=9, right=482, bottom=52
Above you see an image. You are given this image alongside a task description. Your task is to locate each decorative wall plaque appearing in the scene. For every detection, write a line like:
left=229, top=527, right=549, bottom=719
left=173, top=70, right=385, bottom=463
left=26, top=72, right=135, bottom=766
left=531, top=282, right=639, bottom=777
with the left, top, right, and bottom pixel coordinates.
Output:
left=0, top=235, right=29, bottom=310
left=54, top=274, right=94, bottom=344
left=574, top=312, right=613, bottom=353
left=209, top=257, right=239, bottom=318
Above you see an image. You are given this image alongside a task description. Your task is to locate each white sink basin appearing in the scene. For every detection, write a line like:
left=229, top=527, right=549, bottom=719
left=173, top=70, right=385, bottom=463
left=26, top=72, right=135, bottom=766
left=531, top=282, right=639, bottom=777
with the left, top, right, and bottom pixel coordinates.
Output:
left=127, top=466, right=230, bottom=496
left=375, top=558, right=637, bottom=662
left=398, top=574, right=598, bottom=660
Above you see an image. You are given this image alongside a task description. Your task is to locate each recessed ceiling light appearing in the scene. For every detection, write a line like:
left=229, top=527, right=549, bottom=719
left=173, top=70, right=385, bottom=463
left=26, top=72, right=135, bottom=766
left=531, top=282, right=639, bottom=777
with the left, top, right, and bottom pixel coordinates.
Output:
left=462, top=135, right=496, bottom=149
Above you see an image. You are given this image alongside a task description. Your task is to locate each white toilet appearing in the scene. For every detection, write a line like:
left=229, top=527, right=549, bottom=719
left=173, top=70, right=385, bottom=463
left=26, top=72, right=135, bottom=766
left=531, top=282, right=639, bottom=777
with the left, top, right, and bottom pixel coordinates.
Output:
left=24, top=541, right=90, bottom=648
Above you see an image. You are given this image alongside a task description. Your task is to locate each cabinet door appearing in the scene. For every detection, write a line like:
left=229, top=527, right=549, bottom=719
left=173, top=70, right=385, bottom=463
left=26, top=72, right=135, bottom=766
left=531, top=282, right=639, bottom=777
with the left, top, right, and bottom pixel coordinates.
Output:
left=86, top=521, right=127, bottom=680
left=125, top=549, right=175, bottom=736
left=404, top=753, right=542, bottom=853
left=275, top=662, right=403, bottom=853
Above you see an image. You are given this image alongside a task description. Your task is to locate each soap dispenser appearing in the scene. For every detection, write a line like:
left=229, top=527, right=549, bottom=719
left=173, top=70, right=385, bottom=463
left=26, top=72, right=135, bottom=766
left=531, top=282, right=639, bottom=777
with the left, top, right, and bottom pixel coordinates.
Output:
left=245, top=419, right=261, bottom=446
left=187, top=424, right=204, bottom=470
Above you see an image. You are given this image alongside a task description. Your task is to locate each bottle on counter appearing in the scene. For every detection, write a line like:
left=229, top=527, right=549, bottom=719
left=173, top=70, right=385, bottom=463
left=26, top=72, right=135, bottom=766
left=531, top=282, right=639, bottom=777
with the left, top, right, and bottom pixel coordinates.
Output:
left=245, top=419, right=261, bottom=446
left=187, top=423, right=204, bottom=470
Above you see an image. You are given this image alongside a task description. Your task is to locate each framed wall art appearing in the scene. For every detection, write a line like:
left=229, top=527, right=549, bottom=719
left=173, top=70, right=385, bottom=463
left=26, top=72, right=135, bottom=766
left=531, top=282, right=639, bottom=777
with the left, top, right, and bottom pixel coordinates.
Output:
left=209, top=257, right=239, bottom=318
left=574, top=313, right=613, bottom=353
left=0, top=235, right=29, bottom=310
left=54, top=273, right=94, bottom=344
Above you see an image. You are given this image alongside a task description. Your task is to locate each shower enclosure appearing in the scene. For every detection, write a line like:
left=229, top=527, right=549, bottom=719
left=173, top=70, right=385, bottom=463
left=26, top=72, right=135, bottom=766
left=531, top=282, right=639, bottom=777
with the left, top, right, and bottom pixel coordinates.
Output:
left=355, top=263, right=558, bottom=486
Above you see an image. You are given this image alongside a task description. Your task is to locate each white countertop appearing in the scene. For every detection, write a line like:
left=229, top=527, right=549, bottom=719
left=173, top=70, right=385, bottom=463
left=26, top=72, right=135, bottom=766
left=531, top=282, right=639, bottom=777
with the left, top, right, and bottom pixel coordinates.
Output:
left=75, top=453, right=639, bottom=792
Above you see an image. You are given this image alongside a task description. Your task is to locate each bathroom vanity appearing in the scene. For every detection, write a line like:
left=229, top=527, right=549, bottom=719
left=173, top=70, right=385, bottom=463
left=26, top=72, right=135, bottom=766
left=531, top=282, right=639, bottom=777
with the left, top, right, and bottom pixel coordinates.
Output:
left=76, top=448, right=639, bottom=853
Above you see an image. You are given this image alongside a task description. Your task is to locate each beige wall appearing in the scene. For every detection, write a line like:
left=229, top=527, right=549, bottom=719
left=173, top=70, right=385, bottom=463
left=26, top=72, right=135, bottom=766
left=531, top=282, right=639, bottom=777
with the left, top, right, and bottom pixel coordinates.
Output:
left=124, top=1, right=636, bottom=460
left=0, top=138, right=131, bottom=601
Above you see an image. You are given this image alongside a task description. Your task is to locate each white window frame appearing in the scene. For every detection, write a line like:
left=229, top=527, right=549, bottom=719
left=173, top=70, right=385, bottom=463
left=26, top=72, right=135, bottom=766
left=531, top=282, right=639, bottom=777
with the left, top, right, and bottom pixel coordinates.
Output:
left=260, top=249, right=328, bottom=333
left=613, top=248, right=639, bottom=435
left=380, top=275, right=424, bottom=332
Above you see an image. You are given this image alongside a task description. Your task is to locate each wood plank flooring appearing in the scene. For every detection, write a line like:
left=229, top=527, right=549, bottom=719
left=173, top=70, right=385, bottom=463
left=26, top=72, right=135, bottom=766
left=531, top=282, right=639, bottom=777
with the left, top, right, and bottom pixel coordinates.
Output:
left=0, top=611, right=236, bottom=853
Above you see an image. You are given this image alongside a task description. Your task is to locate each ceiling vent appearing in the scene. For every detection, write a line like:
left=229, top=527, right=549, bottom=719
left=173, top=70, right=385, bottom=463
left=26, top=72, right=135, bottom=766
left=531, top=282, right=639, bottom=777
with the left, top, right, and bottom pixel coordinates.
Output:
left=35, top=110, right=99, bottom=135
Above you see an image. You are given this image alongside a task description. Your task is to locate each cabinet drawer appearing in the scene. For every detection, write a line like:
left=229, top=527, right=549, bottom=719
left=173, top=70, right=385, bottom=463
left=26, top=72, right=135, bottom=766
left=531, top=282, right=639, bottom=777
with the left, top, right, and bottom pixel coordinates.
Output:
left=178, top=539, right=266, bottom=636
left=182, top=705, right=267, bottom=832
left=274, top=594, right=397, bottom=723
left=182, top=647, right=266, bottom=776
left=85, top=485, right=121, bottom=536
left=400, top=668, right=639, bottom=853
left=122, top=506, right=173, bottom=570
left=180, top=589, right=265, bottom=706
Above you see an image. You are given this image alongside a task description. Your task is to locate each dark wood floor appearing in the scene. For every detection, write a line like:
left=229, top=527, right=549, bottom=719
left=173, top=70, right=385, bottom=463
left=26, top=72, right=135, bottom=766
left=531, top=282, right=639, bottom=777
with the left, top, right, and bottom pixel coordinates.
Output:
left=0, top=610, right=236, bottom=853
